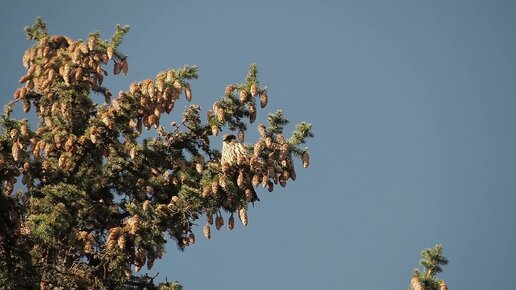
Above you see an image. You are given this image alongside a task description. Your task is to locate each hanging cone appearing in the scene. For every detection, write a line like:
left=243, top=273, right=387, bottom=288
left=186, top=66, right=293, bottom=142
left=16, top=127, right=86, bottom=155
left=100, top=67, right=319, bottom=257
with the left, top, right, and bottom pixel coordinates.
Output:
left=203, top=223, right=211, bottom=239
left=228, top=215, right=235, bottom=230
left=249, top=104, right=256, bottom=123
left=260, top=90, right=268, bottom=108
left=11, top=141, right=23, bottom=162
left=237, top=129, right=245, bottom=143
left=225, top=84, right=236, bottom=96
left=185, top=83, right=192, bottom=101
left=252, top=174, right=260, bottom=188
left=250, top=83, right=258, bottom=97
left=238, top=208, right=248, bottom=226
left=240, top=90, right=248, bottom=102
left=410, top=273, right=425, bottom=290
left=302, top=151, right=310, bottom=168
left=438, top=281, right=448, bottom=290
left=237, top=171, right=245, bottom=187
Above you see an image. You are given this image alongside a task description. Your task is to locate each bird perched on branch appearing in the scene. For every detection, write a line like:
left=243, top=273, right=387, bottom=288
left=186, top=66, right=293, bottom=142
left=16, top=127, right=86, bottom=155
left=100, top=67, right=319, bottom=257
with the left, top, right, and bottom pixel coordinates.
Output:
left=221, top=134, right=248, bottom=166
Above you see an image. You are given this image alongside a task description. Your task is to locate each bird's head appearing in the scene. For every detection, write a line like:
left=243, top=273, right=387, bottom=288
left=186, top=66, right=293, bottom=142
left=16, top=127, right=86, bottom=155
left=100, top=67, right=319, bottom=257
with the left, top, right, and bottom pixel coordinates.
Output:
left=223, top=134, right=237, bottom=143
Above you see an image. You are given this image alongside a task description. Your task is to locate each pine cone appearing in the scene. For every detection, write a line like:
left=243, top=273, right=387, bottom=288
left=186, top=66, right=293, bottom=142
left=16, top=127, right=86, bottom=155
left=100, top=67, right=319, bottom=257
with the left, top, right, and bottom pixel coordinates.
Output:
left=238, top=129, right=245, bottom=142
left=12, top=141, right=23, bottom=162
left=211, top=180, right=219, bottom=195
left=439, top=281, right=448, bottom=290
left=260, top=91, right=269, bottom=108
left=225, top=84, right=236, bottom=96
left=185, top=82, right=192, bottom=101
left=302, top=151, right=310, bottom=168
left=117, top=235, right=126, bottom=250
left=250, top=83, right=258, bottom=97
left=240, top=90, right=248, bottom=102
left=228, top=215, right=235, bottom=231
left=252, top=174, right=260, bottom=188
left=238, top=208, right=248, bottom=226
left=237, top=171, right=245, bottom=187
left=211, top=124, right=219, bottom=136
left=203, top=223, right=211, bottom=239
left=410, top=273, right=425, bottom=290
left=249, top=104, right=256, bottom=123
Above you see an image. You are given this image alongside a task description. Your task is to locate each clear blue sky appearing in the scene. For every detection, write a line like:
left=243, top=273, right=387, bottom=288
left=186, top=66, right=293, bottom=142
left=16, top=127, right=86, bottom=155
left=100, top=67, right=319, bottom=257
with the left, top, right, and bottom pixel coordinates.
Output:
left=2, top=1, right=516, bottom=289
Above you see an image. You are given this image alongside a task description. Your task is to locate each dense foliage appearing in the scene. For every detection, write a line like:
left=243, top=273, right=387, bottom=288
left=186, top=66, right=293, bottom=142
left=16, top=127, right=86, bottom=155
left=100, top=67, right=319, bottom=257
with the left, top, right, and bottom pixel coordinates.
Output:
left=0, top=18, right=313, bottom=289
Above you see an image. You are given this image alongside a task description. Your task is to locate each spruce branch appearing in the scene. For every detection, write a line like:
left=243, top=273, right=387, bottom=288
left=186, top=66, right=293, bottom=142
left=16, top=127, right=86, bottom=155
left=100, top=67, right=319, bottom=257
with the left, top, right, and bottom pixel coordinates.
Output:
left=267, top=110, right=289, bottom=134
left=110, top=24, right=130, bottom=48
left=24, top=17, right=48, bottom=41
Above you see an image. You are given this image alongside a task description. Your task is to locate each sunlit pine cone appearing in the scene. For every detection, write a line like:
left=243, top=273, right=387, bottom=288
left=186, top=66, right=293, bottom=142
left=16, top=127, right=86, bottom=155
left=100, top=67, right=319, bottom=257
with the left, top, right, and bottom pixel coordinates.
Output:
left=19, top=123, right=29, bottom=139
left=117, top=235, right=126, bottom=250
left=245, top=188, right=255, bottom=202
left=148, top=81, right=156, bottom=99
left=302, top=151, right=310, bottom=168
left=188, top=233, right=196, bottom=245
left=141, top=200, right=151, bottom=212
left=166, top=69, right=175, bottom=83
left=107, top=46, right=114, bottom=60
left=276, top=134, right=286, bottom=145
left=237, top=170, right=245, bottom=187
left=240, top=90, right=248, bottom=103
left=251, top=174, right=260, bottom=188
left=216, top=107, right=225, bottom=123
left=237, top=156, right=247, bottom=166
left=209, top=124, right=219, bottom=136
left=211, top=180, right=219, bottom=195
left=410, top=273, right=424, bottom=290
left=87, top=36, right=97, bottom=51
left=264, top=137, right=273, bottom=148
left=276, top=146, right=288, bottom=161
left=438, top=281, right=448, bottom=290
left=202, top=186, right=212, bottom=197
left=249, top=104, right=256, bottom=123
left=196, top=162, right=204, bottom=174
left=127, top=215, right=140, bottom=235
left=185, top=82, right=192, bottom=102
left=250, top=83, right=258, bottom=97
left=238, top=208, right=248, bottom=226
left=10, top=128, right=19, bottom=140
left=261, top=175, right=268, bottom=188
left=254, top=141, right=265, bottom=157
left=12, top=141, right=23, bottom=162
left=220, top=161, right=231, bottom=173
left=203, top=223, right=211, bottom=239
left=129, top=83, right=140, bottom=95
left=225, top=84, right=236, bottom=96
left=22, top=49, right=31, bottom=68
left=63, top=137, right=74, bottom=153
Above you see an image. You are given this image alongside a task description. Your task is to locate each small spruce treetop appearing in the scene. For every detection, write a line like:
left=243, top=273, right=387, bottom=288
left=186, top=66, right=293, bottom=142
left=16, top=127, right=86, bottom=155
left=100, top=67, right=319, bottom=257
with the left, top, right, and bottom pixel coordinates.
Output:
left=410, top=245, right=449, bottom=290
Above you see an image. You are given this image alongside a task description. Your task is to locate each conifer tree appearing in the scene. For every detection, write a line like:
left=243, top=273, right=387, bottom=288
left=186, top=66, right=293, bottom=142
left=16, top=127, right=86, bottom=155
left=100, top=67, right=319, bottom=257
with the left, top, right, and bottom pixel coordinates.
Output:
left=410, top=245, right=449, bottom=290
left=0, top=18, right=313, bottom=289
